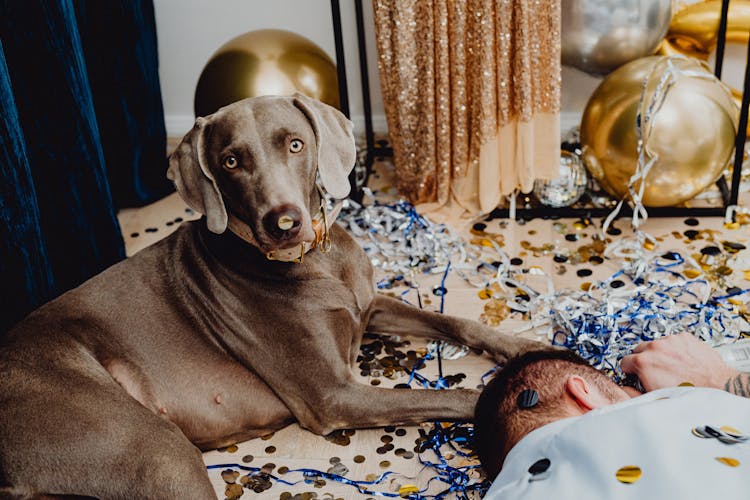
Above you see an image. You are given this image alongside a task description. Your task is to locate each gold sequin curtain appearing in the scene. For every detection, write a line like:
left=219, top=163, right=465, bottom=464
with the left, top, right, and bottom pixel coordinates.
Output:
left=374, top=0, right=561, bottom=215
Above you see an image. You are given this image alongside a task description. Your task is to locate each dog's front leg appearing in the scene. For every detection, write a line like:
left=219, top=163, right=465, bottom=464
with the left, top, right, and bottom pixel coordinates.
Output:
left=285, top=376, right=479, bottom=434
left=365, top=294, right=546, bottom=362
left=242, top=334, right=478, bottom=434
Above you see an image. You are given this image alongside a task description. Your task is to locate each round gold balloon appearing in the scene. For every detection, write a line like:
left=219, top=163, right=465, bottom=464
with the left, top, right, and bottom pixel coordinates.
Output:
left=659, top=0, right=750, bottom=61
left=658, top=0, right=750, bottom=130
left=580, top=56, right=738, bottom=207
left=194, top=29, right=340, bottom=117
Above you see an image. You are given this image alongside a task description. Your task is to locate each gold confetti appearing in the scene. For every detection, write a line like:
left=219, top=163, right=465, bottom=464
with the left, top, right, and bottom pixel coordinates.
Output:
left=221, top=469, right=240, bottom=484
left=615, top=465, right=642, bottom=484
left=683, top=269, right=702, bottom=279
left=720, top=426, right=743, bottom=436
left=225, top=483, right=243, bottom=499
left=643, top=241, right=655, bottom=251
left=399, top=484, right=419, bottom=497
left=716, top=457, right=740, bottom=467
left=580, top=282, right=592, bottom=291
left=743, top=270, right=750, bottom=281
left=716, top=265, right=733, bottom=276
left=678, top=381, right=695, bottom=387
left=480, top=298, right=510, bottom=326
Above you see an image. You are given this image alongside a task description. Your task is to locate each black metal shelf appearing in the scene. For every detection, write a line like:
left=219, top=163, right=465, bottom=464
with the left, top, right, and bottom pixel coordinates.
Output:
left=331, top=0, right=747, bottom=219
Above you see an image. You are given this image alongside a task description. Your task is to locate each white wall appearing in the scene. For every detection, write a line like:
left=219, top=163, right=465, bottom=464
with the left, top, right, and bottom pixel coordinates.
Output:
left=154, top=0, right=384, bottom=137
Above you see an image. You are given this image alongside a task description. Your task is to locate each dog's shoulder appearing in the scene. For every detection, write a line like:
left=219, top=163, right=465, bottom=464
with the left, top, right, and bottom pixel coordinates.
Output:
left=4, top=223, right=201, bottom=339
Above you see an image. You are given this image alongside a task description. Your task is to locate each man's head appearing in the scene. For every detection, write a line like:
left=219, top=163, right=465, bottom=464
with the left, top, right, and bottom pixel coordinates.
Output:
left=473, top=349, right=630, bottom=479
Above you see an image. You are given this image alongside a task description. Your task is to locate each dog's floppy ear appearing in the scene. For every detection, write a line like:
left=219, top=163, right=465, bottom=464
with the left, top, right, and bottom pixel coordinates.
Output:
left=292, top=93, right=356, bottom=199
left=167, top=117, right=228, bottom=233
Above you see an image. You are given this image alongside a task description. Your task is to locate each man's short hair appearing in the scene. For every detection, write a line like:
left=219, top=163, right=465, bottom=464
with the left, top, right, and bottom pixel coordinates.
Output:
left=473, top=349, right=619, bottom=480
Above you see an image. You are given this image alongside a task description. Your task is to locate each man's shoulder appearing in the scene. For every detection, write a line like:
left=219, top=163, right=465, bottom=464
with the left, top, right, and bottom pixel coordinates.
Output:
left=486, top=387, right=750, bottom=500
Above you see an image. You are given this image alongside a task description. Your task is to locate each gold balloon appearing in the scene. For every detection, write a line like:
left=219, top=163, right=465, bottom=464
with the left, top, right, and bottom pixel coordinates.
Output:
left=580, top=56, right=738, bottom=207
left=659, top=0, right=750, bottom=60
left=194, top=29, right=340, bottom=117
left=658, top=0, right=750, bottom=129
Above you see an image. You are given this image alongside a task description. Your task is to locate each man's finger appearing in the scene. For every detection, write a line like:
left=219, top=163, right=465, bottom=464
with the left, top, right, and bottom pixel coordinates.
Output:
left=622, top=385, right=643, bottom=398
left=621, top=353, right=638, bottom=374
left=631, top=341, right=653, bottom=354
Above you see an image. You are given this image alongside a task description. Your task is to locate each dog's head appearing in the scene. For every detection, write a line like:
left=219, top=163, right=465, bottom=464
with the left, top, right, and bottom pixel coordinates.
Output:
left=167, top=94, right=355, bottom=253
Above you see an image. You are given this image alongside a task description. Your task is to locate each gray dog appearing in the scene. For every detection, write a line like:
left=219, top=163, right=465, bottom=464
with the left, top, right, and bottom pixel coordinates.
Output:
left=0, top=94, right=538, bottom=499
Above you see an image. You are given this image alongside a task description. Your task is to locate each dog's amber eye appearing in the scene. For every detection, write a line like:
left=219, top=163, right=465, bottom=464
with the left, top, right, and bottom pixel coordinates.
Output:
left=289, top=139, right=304, bottom=153
left=223, top=156, right=238, bottom=169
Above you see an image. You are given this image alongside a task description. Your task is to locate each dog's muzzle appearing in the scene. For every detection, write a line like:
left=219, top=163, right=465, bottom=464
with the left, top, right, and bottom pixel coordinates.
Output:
left=227, top=191, right=341, bottom=264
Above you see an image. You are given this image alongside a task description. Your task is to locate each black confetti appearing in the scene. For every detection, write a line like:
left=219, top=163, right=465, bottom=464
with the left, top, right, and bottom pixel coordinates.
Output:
left=565, top=234, right=579, bottom=242
left=700, top=246, right=722, bottom=256
left=606, top=226, right=622, bottom=236
left=684, top=218, right=699, bottom=226
left=610, top=280, right=625, bottom=289
left=684, top=229, right=699, bottom=240
left=528, top=458, right=551, bottom=475
left=432, top=286, right=447, bottom=296
left=472, top=222, right=487, bottom=232
left=588, top=256, right=604, bottom=264
left=553, top=254, right=568, bottom=263
left=510, top=257, right=523, bottom=266
left=577, top=269, right=593, bottom=277
left=130, top=232, right=139, bottom=238
left=661, top=251, right=680, bottom=261
left=723, top=241, right=746, bottom=252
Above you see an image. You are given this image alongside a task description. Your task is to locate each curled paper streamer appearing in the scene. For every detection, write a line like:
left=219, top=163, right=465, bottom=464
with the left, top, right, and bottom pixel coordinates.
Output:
left=339, top=190, right=479, bottom=278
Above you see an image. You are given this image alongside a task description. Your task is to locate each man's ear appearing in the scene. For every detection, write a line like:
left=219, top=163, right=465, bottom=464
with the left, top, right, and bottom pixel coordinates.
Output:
left=565, top=375, right=597, bottom=413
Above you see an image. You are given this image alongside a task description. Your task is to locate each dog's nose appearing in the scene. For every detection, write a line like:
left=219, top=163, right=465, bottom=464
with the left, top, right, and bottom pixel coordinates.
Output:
left=262, top=204, right=302, bottom=240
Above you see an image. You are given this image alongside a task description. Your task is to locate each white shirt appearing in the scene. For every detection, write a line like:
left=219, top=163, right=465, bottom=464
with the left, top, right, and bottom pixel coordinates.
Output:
left=484, top=387, right=750, bottom=500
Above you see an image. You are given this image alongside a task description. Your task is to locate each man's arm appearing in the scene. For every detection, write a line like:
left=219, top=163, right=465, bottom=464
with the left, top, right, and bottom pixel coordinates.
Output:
left=620, top=333, right=744, bottom=395
left=725, top=372, right=750, bottom=397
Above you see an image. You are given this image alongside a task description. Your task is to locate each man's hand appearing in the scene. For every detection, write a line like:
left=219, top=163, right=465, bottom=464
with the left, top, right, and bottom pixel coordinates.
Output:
left=620, top=333, right=741, bottom=393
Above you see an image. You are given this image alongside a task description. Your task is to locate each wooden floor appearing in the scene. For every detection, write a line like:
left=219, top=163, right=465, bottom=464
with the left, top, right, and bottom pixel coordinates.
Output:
left=117, top=159, right=750, bottom=499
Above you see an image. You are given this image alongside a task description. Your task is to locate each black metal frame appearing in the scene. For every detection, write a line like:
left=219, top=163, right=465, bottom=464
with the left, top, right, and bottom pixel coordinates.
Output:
left=331, top=0, right=747, bottom=218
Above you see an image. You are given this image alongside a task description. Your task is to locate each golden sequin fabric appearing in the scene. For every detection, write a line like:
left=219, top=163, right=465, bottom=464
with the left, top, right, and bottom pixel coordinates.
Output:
left=374, top=0, right=561, bottom=211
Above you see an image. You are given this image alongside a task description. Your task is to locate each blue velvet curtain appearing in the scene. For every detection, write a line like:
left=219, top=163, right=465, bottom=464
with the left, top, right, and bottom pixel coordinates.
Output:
left=0, top=0, right=171, bottom=332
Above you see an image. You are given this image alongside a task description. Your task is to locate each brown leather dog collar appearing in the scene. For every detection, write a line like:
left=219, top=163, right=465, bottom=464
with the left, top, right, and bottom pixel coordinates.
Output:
left=227, top=196, right=343, bottom=264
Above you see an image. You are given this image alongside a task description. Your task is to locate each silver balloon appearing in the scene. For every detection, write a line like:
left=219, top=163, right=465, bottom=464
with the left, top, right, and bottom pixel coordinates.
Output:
left=562, top=0, right=672, bottom=76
